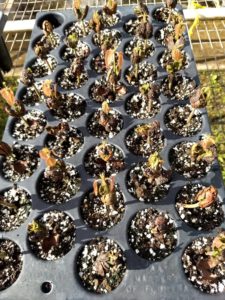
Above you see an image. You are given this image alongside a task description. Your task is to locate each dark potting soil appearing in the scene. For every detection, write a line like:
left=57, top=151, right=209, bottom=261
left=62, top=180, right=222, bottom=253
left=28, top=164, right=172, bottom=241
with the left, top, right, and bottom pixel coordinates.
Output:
left=0, top=185, right=32, bottom=231
left=11, top=110, right=47, bottom=141
left=30, top=55, right=57, bottom=78
left=46, top=126, right=84, bottom=158
left=61, top=41, right=90, bottom=62
left=2, top=143, right=40, bottom=182
left=87, top=108, right=123, bottom=139
left=125, top=91, right=161, bottom=119
left=98, top=9, right=120, bottom=27
left=27, top=210, right=76, bottom=260
left=182, top=236, right=225, bottom=294
left=21, top=81, right=45, bottom=106
left=77, top=237, right=126, bottom=294
left=124, top=37, right=155, bottom=60
left=128, top=207, right=177, bottom=260
left=47, top=92, right=86, bottom=121
left=90, top=76, right=126, bottom=103
left=57, top=67, right=88, bottom=90
left=0, top=239, right=23, bottom=291
left=81, top=184, right=125, bottom=230
left=92, top=29, right=121, bottom=48
left=84, top=143, right=125, bottom=177
left=164, top=104, right=202, bottom=137
left=38, top=164, right=81, bottom=204
left=125, top=123, right=165, bottom=157
left=126, top=61, right=157, bottom=86
left=127, top=162, right=171, bottom=203
left=152, top=7, right=181, bottom=23
left=169, top=141, right=215, bottom=179
left=64, top=20, right=91, bottom=38
left=34, top=32, right=61, bottom=52
left=161, top=73, right=196, bottom=100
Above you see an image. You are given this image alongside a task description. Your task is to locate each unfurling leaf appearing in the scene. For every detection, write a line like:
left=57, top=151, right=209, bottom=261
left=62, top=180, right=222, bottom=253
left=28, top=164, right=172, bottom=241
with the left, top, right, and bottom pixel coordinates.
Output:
left=42, top=80, right=53, bottom=97
left=39, top=148, right=57, bottom=168
left=117, top=51, right=123, bottom=73
left=105, top=49, right=115, bottom=69
left=165, top=0, right=177, bottom=9
left=102, top=101, right=110, bottom=114
left=97, top=141, right=113, bottom=162
left=0, top=87, right=16, bottom=107
left=73, top=0, right=80, bottom=9
left=171, top=47, right=183, bottom=62
left=73, top=0, right=88, bottom=20
left=103, top=0, right=117, bottom=15
left=147, top=152, right=164, bottom=171
left=0, top=141, right=12, bottom=157
left=92, top=173, right=116, bottom=206
left=190, top=87, right=207, bottom=109
left=90, top=11, right=102, bottom=33
left=42, top=20, right=53, bottom=35
left=134, top=0, right=149, bottom=19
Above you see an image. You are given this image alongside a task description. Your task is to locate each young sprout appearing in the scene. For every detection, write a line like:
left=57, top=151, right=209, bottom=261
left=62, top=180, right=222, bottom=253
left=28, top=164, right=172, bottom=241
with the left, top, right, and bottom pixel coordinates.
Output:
left=143, top=152, right=172, bottom=185
left=46, top=122, right=81, bottom=157
left=28, top=219, right=60, bottom=252
left=165, top=35, right=185, bottom=75
left=93, top=173, right=116, bottom=206
left=69, top=57, right=85, bottom=85
left=151, top=215, right=168, bottom=235
left=0, top=86, right=26, bottom=118
left=105, top=49, right=123, bottom=92
left=34, top=42, right=53, bottom=72
left=135, top=121, right=160, bottom=145
left=42, top=79, right=61, bottom=110
left=183, top=186, right=217, bottom=209
left=190, top=135, right=217, bottom=164
left=97, top=140, right=114, bottom=162
left=39, top=147, right=67, bottom=182
left=0, top=141, right=28, bottom=175
left=0, top=250, right=8, bottom=260
left=139, top=82, right=160, bottom=112
left=130, top=46, right=143, bottom=80
left=103, top=0, right=117, bottom=15
left=134, top=0, right=149, bottom=21
left=93, top=250, right=118, bottom=277
left=186, top=87, right=207, bottom=124
left=66, top=32, right=79, bottom=49
left=73, top=0, right=89, bottom=35
left=165, top=0, right=177, bottom=9
left=98, top=101, right=111, bottom=130
left=174, top=19, right=186, bottom=41
left=42, top=20, right=55, bottom=46
left=20, top=68, right=41, bottom=99
left=135, top=17, right=153, bottom=53
left=89, top=11, right=104, bottom=34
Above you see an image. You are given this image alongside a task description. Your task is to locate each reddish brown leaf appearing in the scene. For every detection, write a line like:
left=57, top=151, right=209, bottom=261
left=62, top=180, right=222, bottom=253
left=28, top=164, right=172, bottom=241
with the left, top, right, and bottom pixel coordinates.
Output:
left=42, top=233, right=60, bottom=253
left=13, top=160, right=28, bottom=174
left=0, top=141, right=12, bottom=157
left=195, top=186, right=217, bottom=208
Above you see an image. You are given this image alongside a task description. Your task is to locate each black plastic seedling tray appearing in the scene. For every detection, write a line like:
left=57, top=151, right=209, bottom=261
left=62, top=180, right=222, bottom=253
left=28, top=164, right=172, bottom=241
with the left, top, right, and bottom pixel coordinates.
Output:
left=1, top=4, right=225, bottom=300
